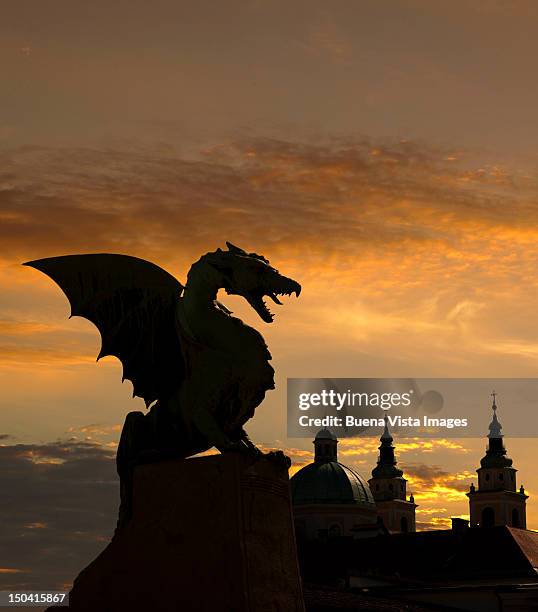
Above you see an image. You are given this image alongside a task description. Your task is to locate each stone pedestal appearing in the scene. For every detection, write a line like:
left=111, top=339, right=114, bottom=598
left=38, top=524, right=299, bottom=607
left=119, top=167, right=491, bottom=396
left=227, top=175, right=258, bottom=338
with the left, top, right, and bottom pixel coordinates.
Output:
left=56, top=453, right=305, bottom=612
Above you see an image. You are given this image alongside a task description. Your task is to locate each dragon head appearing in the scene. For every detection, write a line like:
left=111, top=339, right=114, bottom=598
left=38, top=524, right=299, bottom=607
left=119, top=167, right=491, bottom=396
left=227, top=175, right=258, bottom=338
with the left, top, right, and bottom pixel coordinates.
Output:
left=207, top=242, right=301, bottom=323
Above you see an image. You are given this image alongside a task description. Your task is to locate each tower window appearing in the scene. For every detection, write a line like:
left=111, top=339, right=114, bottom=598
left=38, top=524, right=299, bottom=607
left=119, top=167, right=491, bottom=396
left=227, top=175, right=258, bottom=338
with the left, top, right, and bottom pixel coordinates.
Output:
left=375, top=484, right=379, bottom=491
left=499, top=473, right=504, bottom=481
left=485, top=473, right=490, bottom=481
left=389, top=483, right=393, bottom=491
left=512, top=508, right=520, bottom=528
left=400, top=516, right=409, bottom=532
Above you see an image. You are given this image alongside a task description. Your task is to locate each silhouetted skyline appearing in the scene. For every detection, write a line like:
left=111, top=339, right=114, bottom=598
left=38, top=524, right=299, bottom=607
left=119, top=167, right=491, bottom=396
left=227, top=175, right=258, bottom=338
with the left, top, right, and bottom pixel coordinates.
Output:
left=2, top=0, right=538, bottom=592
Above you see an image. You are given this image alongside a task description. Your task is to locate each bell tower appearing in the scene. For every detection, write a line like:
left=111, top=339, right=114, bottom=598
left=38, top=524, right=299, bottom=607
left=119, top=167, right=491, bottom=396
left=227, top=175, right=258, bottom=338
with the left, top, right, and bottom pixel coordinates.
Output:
left=368, top=417, right=417, bottom=533
left=467, top=393, right=528, bottom=528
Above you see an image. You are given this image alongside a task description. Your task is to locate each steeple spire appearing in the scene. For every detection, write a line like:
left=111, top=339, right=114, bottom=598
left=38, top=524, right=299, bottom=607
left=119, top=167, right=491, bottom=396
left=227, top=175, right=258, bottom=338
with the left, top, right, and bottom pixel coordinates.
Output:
left=488, top=390, right=502, bottom=439
left=371, top=417, right=403, bottom=479
left=481, top=392, right=511, bottom=468
left=381, top=415, right=392, bottom=442
left=368, top=416, right=416, bottom=532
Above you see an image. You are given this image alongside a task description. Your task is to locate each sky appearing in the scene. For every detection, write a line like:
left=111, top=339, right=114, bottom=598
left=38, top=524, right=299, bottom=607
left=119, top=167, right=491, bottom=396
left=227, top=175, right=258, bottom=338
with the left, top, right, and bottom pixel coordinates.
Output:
left=2, top=0, right=538, bottom=593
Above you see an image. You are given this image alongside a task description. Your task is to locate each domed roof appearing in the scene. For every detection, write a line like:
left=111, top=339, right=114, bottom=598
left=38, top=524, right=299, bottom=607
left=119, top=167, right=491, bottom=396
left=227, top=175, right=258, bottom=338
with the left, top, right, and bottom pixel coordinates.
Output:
left=290, top=461, right=375, bottom=507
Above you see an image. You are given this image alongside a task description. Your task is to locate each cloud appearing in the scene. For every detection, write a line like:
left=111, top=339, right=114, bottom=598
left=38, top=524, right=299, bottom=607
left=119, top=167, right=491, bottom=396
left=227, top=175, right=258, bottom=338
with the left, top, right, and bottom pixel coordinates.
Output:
left=0, top=344, right=96, bottom=367
left=4, top=136, right=538, bottom=377
left=1, top=138, right=535, bottom=268
left=0, top=320, right=62, bottom=336
left=398, top=462, right=476, bottom=530
left=337, top=437, right=468, bottom=456
left=0, top=433, right=330, bottom=590
left=66, top=423, right=122, bottom=436
left=1, top=136, right=538, bottom=549
left=0, top=438, right=117, bottom=591
left=402, top=462, right=474, bottom=502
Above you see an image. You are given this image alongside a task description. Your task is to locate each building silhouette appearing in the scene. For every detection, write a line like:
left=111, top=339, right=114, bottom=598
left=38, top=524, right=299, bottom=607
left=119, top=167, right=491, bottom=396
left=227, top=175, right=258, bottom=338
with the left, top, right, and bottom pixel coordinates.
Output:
left=368, top=416, right=417, bottom=533
left=291, top=421, right=416, bottom=537
left=467, top=392, right=528, bottom=528
left=290, top=428, right=380, bottom=541
left=293, top=394, right=538, bottom=610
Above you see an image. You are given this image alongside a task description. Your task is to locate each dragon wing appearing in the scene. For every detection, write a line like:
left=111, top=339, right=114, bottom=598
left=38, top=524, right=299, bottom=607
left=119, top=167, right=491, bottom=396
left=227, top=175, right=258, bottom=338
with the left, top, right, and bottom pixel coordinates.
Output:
left=24, top=253, right=185, bottom=407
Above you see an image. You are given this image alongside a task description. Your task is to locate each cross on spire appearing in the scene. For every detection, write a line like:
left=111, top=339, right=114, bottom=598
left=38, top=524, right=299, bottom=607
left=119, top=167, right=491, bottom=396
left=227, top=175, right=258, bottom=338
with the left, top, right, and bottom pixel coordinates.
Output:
left=488, top=391, right=502, bottom=439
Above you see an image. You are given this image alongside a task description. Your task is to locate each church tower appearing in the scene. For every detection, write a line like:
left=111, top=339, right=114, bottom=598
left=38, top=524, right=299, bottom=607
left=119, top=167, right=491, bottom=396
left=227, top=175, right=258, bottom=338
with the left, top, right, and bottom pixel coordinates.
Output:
left=368, top=417, right=417, bottom=533
left=467, top=393, right=528, bottom=528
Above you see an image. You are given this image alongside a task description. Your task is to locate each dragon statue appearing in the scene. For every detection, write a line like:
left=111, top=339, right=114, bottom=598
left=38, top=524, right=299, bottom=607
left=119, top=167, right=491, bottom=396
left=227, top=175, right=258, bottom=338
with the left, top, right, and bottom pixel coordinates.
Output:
left=24, top=242, right=301, bottom=527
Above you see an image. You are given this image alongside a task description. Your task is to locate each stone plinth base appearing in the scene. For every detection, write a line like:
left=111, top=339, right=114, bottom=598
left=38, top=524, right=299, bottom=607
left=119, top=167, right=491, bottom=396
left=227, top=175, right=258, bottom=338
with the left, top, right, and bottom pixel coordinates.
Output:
left=55, top=453, right=305, bottom=612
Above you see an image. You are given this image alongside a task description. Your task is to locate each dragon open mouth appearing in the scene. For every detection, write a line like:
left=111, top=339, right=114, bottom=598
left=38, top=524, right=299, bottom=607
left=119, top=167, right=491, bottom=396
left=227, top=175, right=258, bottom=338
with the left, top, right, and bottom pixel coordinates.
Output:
left=246, top=279, right=301, bottom=323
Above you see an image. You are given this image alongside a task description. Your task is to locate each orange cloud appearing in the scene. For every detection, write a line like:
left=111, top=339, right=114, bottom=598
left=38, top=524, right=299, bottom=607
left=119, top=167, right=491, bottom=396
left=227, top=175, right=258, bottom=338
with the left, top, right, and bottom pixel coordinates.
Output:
left=336, top=437, right=468, bottom=455
left=67, top=424, right=122, bottom=436
left=402, top=463, right=475, bottom=505
left=2, top=136, right=538, bottom=533
left=3, top=136, right=538, bottom=381
left=0, top=345, right=95, bottom=366
left=0, top=320, right=61, bottom=336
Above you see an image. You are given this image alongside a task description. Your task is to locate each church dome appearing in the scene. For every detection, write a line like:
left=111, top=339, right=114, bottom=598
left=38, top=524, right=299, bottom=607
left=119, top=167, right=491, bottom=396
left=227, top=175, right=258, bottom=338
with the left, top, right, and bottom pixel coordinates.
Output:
left=291, top=461, right=375, bottom=507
